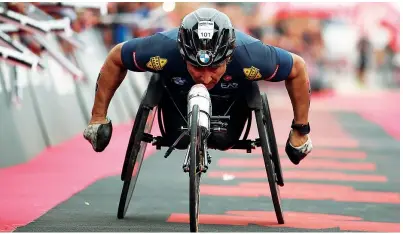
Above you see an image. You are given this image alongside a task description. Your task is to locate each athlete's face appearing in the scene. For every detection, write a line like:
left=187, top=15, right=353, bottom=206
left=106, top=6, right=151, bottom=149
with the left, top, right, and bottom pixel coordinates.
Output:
left=186, top=61, right=227, bottom=90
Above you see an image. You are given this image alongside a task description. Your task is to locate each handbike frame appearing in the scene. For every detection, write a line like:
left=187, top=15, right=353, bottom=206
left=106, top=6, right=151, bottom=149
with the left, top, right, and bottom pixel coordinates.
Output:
left=118, top=75, right=285, bottom=228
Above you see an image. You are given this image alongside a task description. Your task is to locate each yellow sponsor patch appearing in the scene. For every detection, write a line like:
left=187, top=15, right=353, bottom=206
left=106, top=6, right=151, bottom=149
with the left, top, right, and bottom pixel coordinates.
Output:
left=146, top=56, right=167, bottom=71
left=243, top=66, right=262, bottom=80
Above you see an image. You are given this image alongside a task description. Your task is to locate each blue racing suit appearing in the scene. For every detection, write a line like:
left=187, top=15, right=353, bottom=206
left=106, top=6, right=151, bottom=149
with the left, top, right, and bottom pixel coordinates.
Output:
left=120, top=28, right=294, bottom=150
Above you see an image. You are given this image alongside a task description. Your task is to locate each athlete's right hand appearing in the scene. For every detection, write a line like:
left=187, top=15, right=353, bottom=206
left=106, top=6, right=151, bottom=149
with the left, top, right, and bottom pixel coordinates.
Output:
left=83, top=117, right=113, bottom=152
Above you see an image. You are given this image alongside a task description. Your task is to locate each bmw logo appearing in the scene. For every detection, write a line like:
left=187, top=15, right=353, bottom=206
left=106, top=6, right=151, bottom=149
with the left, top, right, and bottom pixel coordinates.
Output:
left=196, top=50, right=213, bottom=66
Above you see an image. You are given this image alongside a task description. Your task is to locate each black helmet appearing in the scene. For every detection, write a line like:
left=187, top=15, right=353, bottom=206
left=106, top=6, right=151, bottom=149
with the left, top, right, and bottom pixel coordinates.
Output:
left=178, top=8, right=236, bottom=67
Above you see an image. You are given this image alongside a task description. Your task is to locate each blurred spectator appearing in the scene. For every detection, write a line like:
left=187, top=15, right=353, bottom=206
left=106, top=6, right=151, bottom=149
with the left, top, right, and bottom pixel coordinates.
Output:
left=356, top=36, right=372, bottom=86
left=6, top=2, right=26, bottom=13
left=0, top=2, right=398, bottom=91
left=70, top=8, right=100, bottom=32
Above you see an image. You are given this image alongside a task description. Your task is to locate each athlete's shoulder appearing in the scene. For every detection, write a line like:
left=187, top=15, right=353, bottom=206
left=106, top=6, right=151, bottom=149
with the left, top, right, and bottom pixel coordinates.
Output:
left=230, top=30, right=277, bottom=81
left=229, top=30, right=293, bottom=82
left=234, top=30, right=260, bottom=47
left=121, top=28, right=186, bottom=74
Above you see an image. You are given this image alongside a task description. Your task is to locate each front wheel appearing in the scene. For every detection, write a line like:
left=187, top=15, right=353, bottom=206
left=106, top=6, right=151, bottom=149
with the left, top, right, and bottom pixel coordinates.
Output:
left=189, top=104, right=202, bottom=232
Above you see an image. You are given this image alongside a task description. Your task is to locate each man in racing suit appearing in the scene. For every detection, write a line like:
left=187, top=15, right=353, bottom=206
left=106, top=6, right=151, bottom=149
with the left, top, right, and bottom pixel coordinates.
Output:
left=84, top=8, right=312, bottom=165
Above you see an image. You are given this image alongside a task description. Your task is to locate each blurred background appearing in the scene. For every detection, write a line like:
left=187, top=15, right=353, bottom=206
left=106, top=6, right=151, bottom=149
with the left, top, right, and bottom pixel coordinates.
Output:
left=97, top=2, right=400, bottom=91
left=0, top=1, right=400, bottom=166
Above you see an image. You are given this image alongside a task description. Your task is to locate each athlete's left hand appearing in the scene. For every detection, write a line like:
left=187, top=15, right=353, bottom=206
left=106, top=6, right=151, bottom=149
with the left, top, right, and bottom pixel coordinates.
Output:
left=285, top=130, right=313, bottom=165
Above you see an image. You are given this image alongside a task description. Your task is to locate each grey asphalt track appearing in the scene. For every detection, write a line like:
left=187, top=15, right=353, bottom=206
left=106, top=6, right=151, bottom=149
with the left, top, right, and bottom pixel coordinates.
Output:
left=15, top=108, right=400, bottom=232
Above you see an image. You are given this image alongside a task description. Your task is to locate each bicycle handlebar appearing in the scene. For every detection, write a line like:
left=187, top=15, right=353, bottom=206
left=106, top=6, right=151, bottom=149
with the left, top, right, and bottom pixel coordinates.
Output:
left=211, top=116, right=230, bottom=121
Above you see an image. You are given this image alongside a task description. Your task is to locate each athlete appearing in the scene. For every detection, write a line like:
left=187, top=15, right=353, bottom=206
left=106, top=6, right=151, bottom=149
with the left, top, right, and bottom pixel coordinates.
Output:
left=84, top=8, right=312, bottom=165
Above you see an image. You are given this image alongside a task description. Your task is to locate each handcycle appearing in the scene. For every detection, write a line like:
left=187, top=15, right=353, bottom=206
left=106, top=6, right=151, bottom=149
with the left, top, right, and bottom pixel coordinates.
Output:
left=116, top=74, right=285, bottom=232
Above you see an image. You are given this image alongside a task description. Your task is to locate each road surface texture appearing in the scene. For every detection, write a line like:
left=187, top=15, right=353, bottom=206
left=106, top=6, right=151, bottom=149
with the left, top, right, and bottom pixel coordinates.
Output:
left=1, top=84, right=399, bottom=232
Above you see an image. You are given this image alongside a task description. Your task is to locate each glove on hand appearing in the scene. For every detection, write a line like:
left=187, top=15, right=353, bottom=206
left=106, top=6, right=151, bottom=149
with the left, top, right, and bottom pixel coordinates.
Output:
left=83, top=118, right=113, bottom=152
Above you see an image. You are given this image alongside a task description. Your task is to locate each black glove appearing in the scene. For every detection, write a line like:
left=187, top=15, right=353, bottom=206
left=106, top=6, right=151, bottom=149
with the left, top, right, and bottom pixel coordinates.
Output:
left=285, top=130, right=313, bottom=165
left=83, top=118, right=113, bottom=152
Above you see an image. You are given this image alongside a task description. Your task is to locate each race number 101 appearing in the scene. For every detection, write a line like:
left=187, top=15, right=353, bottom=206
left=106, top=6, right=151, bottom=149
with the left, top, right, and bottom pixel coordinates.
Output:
left=199, top=32, right=211, bottom=39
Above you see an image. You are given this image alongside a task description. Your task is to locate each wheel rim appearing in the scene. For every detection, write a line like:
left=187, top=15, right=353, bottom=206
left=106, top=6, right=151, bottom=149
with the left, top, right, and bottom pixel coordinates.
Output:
left=118, top=107, right=156, bottom=218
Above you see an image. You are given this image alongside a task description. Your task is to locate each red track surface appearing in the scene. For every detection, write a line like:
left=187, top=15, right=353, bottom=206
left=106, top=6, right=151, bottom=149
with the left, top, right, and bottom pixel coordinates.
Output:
left=0, top=89, right=399, bottom=232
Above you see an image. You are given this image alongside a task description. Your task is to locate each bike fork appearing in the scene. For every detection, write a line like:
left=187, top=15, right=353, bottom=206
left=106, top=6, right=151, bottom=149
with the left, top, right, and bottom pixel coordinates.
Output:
left=182, top=146, right=191, bottom=172
left=182, top=140, right=210, bottom=173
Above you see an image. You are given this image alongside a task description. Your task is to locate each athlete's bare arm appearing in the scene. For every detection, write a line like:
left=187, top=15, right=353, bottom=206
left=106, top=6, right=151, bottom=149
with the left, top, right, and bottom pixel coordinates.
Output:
left=286, top=53, right=310, bottom=124
left=90, top=43, right=127, bottom=124
left=285, top=53, right=311, bottom=145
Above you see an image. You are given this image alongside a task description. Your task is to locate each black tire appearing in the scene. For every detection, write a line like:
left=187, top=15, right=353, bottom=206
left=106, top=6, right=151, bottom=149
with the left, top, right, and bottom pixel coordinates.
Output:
left=121, top=105, right=147, bottom=181
left=189, top=105, right=202, bottom=232
left=117, top=105, right=156, bottom=219
left=261, top=93, right=284, bottom=186
left=255, top=108, right=284, bottom=224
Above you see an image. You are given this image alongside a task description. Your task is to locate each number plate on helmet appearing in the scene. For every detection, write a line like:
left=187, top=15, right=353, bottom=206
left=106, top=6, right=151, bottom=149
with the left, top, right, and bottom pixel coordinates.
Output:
left=198, top=21, right=214, bottom=39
